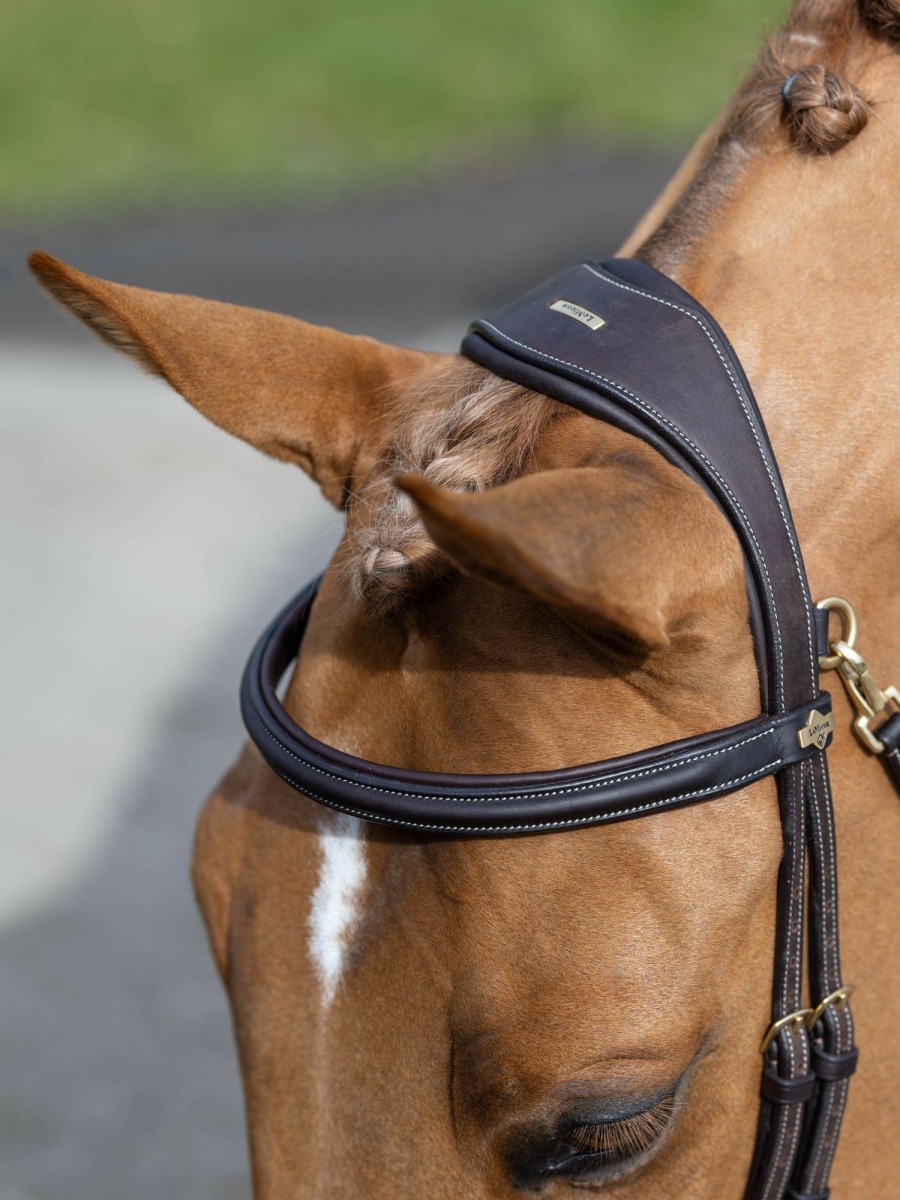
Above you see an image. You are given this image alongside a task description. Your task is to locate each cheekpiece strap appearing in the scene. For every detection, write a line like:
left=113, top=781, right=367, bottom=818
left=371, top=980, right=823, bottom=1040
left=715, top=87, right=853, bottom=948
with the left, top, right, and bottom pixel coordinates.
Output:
left=461, top=258, right=853, bottom=1200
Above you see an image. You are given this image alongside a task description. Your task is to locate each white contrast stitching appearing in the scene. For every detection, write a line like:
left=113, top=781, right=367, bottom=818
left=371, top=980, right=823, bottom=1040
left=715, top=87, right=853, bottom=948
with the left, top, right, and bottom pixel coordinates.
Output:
left=761, top=1032, right=807, bottom=1200
left=580, top=264, right=817, bottom=698
left=266, top=758, right=783, bottom=833
left=818, top=765, right=839, bottom=982
left=783, top=766, right=807, bottom=1023
left=818, top=1078, right=849, bottom=1188
left=479, top=318, right=788, bottom=711
left=806, top=754, right=853, bottom=1192
left=777, top=1100, right=805, bottom=1200
left=817, top=760, right=848, bottom=1015
left=760, top=764, right=809, bottom=1200
left=805, top=765, right=831, bottom=1189
left=760, top=1123, right=787, bottom=1200
left=760, top=1090, right=790, bottom=1200
left=249, top=695, right=777, bottom=803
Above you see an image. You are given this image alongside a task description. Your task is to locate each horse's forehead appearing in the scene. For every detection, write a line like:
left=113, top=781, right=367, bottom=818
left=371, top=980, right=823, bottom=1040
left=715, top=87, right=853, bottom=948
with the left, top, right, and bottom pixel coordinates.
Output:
left=196, top=736, right=778, bottom=1033
left=337, top=795, right=777, bottom=1000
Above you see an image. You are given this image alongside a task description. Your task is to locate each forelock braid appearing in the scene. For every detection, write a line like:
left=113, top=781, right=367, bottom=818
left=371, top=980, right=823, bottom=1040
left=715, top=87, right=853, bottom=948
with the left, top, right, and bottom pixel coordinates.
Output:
left=350, top=361, right=558, bottom=611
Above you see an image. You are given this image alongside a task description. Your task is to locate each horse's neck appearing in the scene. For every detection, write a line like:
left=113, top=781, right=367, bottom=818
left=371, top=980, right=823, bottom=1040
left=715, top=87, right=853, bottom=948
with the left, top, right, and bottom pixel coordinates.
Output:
left=691, top=220, right=899, bottom=626
left=634, top=69, right=900, bottom=632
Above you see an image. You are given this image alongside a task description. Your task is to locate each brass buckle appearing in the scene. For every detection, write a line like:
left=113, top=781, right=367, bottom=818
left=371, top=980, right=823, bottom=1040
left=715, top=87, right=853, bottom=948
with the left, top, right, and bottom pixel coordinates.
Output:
left=816, top=597, right=900, bottom=755
left=760, top=1008, right=813, bottom=1055
left=806, top=985, right=855, bottom=1030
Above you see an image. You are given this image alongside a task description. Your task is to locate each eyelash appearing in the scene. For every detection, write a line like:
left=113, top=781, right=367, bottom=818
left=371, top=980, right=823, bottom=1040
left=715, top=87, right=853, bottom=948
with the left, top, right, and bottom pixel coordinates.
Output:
left=563, top=1093, right=676, bottom=1167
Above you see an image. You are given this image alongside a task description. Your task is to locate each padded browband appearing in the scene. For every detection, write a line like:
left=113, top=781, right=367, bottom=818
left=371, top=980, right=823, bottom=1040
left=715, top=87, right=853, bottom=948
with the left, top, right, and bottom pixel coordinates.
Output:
left=463, top=258, right=820, bottom=716
left=240, top=578, right=832, bottom=836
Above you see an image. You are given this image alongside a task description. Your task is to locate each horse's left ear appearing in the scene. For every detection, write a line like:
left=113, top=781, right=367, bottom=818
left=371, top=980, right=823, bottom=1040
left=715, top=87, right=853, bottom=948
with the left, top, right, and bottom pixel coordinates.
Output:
left=399, top=463, right=741, bottom=655
left=28, top=251, right=448, bottom=507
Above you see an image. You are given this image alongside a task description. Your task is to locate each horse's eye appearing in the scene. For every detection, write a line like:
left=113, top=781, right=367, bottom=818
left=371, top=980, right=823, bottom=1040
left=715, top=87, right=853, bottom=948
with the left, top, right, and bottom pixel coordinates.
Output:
left=509, top=1092, right=677, bottom=1189
left=553, top=1093, right=676, bottom=1176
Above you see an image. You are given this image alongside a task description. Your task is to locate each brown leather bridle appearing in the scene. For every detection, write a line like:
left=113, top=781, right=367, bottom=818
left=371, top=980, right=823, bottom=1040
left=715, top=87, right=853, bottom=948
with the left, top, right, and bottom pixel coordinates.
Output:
left=241, top=258, right=900, bottom=1198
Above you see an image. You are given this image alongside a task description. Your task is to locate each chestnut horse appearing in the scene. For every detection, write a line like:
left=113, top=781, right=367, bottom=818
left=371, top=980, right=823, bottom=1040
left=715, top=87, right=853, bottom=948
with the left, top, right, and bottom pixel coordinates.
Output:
left=30, top=0, right=899, bottom=1195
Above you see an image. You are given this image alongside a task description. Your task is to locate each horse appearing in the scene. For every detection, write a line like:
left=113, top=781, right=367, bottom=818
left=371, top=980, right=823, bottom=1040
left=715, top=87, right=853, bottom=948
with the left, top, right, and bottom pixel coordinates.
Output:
left=28, top=0, right=899, bottom=1195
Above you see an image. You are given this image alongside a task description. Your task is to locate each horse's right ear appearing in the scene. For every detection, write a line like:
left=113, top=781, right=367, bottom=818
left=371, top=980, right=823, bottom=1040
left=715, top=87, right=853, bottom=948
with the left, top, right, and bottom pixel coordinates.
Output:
left=28, top=251, right=449, bottom=507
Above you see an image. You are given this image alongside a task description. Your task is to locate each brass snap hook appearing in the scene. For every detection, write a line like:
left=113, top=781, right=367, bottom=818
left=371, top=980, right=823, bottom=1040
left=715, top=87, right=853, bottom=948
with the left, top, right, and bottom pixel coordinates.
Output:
left=817, top=596, right=858, bottom=671
left=816, top=597, right=900, bottom=755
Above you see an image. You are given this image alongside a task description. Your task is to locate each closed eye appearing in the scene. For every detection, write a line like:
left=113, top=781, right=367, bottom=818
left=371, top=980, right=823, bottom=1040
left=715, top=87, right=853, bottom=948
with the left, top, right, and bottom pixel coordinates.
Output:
left=550, top=1092, right=676, bottom=1177
left=508, top=1091, right=678, bottom=1190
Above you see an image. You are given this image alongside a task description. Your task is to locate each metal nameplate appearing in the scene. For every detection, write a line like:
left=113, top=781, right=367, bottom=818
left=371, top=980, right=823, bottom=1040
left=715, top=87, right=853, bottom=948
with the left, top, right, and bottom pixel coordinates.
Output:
left=797, top=709, right=836, bottom=751
left=548, top=298, right=606, bottom=330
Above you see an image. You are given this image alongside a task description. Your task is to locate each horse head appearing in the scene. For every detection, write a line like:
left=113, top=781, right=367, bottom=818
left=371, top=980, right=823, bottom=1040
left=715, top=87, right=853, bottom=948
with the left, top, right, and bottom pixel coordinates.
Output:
left=29, top=1, right=900, bottom=1194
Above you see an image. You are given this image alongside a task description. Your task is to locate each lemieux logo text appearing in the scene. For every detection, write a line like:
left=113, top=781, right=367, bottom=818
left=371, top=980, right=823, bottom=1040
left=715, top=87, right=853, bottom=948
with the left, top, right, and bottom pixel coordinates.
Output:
left=548, top=299, right=607, bottom=331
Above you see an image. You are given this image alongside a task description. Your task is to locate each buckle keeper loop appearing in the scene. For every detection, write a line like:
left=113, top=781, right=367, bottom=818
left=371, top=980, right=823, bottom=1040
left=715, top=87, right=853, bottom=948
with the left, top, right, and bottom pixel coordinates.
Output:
left=811, top=1044, right=859, bottom=1081
left=761, top=1065, right=817, bottom=1105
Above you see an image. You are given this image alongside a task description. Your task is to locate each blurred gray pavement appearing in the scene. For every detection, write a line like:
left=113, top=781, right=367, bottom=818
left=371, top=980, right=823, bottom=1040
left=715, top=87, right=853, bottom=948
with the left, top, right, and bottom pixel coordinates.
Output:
left=0, top=145, right=676, bottom=1199
left=3, top=146, right=677, bottom=344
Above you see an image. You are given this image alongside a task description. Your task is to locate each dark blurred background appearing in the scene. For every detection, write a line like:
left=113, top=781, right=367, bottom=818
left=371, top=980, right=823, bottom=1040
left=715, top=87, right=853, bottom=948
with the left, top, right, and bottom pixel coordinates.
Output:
left=1, top=2, right=782, bottom=1197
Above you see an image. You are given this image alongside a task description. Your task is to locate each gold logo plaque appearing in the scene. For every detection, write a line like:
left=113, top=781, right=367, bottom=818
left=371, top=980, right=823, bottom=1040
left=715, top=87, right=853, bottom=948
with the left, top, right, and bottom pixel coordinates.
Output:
left=797, top=709, right=836, bottom=751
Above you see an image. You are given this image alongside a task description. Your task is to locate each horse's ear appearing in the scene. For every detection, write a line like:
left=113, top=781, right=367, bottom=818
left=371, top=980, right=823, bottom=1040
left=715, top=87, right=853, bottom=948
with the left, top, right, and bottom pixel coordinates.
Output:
left=399, top=464, right=740, bottom=655
left=28, top=251, right=448, bottom=507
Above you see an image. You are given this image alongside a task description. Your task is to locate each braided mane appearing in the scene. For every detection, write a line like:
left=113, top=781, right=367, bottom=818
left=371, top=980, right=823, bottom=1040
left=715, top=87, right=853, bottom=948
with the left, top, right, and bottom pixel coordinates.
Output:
left=641, top=0, right=897, bottom=270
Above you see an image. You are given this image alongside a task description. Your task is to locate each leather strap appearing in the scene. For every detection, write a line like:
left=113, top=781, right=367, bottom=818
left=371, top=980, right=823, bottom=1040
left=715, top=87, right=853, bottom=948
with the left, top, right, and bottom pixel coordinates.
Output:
left=814, top=608, right=832, bottom=661
left=240, top=580, right=833, bottom=836
left=877, top=711, right=900, bottom=793
left=789, top=756, right=855, bottom=1199
left=746, top=759, right=812, bottom=1200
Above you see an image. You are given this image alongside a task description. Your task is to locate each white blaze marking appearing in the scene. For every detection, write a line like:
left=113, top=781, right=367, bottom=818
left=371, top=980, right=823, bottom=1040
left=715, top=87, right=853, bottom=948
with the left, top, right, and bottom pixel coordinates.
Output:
left=789, top=33, right=822, bottom=45
left=308, top=813, right=368, bottom=1007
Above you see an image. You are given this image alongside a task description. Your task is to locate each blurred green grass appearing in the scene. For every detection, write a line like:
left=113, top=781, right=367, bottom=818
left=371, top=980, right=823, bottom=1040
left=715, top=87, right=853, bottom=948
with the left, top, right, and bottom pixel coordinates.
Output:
left=0, top=0, right=785, bottom=218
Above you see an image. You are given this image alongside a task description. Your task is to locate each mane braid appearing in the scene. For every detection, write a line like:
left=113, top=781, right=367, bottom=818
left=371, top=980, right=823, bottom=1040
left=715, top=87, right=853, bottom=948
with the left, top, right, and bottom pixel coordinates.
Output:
left=639, top=0, right=879, bottom=273
left=350, top=360, right=558, bottom=611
